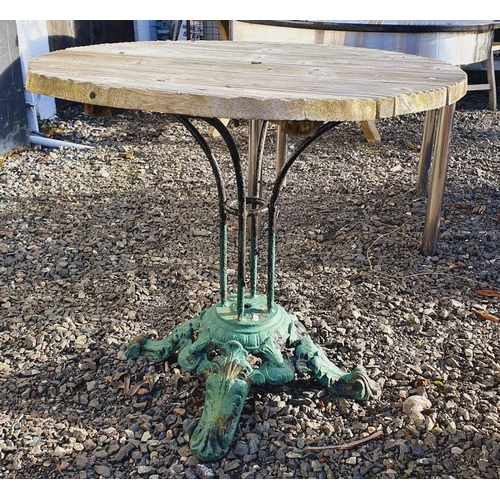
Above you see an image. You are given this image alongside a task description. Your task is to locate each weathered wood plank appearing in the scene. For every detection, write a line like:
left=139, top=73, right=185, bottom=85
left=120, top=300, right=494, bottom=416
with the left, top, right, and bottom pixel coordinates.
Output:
left=27, top=41, right=467, bottom=122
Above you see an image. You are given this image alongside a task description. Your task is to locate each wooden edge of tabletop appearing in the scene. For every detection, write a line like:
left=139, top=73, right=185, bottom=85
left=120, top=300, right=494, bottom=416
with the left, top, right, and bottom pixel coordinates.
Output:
left=26, top=42, right=468, bottom=123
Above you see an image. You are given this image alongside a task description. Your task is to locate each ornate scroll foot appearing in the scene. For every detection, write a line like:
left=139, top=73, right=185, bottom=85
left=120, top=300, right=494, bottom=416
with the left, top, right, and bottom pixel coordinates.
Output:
left=295, top=334, right=381, bottom=401
left=189, top=342, right=251, bottom=461
left=125, top=317, right=198, bottom=362
left=328, top=367, right=381, bottom=401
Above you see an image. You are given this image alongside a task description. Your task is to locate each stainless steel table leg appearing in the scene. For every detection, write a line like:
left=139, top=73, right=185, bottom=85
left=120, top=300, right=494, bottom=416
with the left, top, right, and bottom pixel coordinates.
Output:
left=416, top=109, right=437, bottom=198
left=276, top=124, right=288, bottom=184
left=248, top=119, right=263, bottom=191
left=421, top=103, right=456, bottom=256
left=248, top=119, right=268, bottom=294
left=486, top=45, right=497, bottom=110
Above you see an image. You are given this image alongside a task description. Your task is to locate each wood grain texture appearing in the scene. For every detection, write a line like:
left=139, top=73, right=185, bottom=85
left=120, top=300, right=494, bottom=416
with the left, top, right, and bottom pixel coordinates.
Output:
left=359, top=120, right=381, bottom=143
left=26, top=41, right=467, bottom=122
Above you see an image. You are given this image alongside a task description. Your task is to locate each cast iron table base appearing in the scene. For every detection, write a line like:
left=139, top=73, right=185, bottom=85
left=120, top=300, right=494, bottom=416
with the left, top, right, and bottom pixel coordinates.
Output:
left=126, top=116, right=381, bottom=461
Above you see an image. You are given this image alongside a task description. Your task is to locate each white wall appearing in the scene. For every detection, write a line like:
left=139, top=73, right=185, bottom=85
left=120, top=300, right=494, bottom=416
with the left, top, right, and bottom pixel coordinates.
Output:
left=14, top=21, right=154, bottom=123
left=134, top=21, right=154, bottom=41
left=16, top=20, right=57, bottom=121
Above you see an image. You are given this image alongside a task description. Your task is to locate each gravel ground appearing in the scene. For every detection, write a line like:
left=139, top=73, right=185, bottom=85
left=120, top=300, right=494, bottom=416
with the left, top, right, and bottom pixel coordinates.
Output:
left=0, top=88, right=499, bottom=480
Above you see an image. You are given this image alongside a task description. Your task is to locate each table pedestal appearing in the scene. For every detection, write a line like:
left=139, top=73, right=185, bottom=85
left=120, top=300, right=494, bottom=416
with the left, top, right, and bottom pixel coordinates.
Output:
left=126, top=116, right=381, bottom=461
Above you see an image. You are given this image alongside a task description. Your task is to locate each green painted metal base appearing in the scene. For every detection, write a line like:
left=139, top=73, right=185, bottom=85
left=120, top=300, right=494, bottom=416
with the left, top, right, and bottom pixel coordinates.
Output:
left=126, top=294, right=380, bottom=460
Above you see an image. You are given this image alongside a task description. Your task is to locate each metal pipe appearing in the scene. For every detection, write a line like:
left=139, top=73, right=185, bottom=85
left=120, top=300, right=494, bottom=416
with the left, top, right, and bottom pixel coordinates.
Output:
left=26, top=101, right=93, bottom=150
left=249, top=121, right=268, bottom=298
left=29, top=132, right=94, bottom=150
left=247, top=119, right=262, bottom=300
left=421, top=103, right=456, bottom=256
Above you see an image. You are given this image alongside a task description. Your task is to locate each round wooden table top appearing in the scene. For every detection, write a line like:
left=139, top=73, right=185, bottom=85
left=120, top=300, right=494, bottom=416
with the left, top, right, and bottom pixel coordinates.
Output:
left=26, top=40, right=467, bottom=122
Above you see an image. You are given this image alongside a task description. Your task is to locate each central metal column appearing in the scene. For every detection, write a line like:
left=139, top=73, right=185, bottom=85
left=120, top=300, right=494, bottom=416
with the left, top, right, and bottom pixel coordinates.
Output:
left=247, top=119, right=266, bottom=298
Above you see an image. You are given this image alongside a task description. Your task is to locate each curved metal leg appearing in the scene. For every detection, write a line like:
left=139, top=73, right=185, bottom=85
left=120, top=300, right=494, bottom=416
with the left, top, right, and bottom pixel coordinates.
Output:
left=267, top=121, right=342, bottom=309
left=421, top=103, right=456, bottom=256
